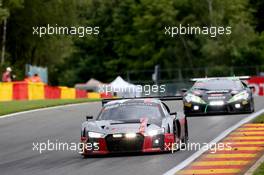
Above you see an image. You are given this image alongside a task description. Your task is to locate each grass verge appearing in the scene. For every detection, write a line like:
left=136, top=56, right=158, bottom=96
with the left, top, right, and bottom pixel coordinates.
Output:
left=0, top=99, right=101, bottom=116
left=254, top=161, right=264, bottom=175
left=252, top=114, right=264, bottom=123
left=252, top=113, right=264, bottom=175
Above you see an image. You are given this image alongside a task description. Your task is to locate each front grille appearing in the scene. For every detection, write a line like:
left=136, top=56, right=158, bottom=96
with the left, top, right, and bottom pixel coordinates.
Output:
left=105, top=134, right=144, bottom=152
left=207, top=105, right=228, bottom=113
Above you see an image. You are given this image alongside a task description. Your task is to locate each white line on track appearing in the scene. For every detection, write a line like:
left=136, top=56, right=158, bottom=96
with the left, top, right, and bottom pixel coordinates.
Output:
left=163, top=108, right=264, bottom=175
left=0, top=102, right=100, bottom=119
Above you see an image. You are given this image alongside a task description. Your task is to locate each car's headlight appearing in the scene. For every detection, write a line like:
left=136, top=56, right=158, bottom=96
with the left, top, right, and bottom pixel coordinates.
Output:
left=88, top=131, right=104, bottom=138
left=146, top=128, right=165, bottom=136
left=125, top=133, right=137, bottom=138
left=228, top=91, right=249, bottom=103
left=185, top=93, right=206, bottom=104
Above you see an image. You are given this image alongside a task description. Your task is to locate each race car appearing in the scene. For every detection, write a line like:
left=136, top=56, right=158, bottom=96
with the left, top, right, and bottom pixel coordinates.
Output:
left=80, top=97, right=188, bottom=156
left=183, top=76, right=255, bottom=116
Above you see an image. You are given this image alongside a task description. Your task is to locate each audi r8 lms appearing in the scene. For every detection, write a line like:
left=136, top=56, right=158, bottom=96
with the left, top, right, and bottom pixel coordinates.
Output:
left=80, top=97, right=188, bottom=156
left=183, top=77, right=255, bottom=116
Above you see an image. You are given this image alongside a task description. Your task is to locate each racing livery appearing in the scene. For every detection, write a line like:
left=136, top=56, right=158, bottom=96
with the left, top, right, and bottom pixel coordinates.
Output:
left=80, top=97, right=188, bottom=156
left=183, top=77, right=255, bottom=116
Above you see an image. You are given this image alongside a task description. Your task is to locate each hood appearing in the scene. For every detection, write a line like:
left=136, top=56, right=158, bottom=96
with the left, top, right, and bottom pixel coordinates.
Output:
left=99, top=120, right=142, bottom=134
left=189, top=89, right=243, bottom=102
left=83, top=118, right=161, bottom=135
left=206, top=90, right=230, bottom=94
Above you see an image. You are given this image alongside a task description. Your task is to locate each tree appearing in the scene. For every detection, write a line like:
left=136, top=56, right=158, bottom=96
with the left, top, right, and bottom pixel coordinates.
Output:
left=3, top=0, right=78, bottom=82
left=1, top=0, right=263, bottom=85
left=59, top=0, right=261, bottom=86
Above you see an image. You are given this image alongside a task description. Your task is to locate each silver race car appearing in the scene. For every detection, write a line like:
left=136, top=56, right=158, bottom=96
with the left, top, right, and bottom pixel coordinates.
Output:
left=80, top=97, right=188, bottom=156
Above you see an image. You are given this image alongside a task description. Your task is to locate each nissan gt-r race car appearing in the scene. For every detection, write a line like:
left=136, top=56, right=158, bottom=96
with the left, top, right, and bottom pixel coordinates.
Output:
left=80, top=97, right=188, bottom=156
left=183, top=76, right=255, bottom=116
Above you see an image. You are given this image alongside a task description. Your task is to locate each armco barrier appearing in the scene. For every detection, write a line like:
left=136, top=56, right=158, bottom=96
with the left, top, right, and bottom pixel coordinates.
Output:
left=13, top=82, right=28, bottom=100
left=60, top=86, right=76, bottom=99
left=28, top=83, right=45, bottom=100
left=76, top=89, right=87, bottom=98
left=44, top=85, right=61, bottom=99
left=0, top=82, right=13, bottom=101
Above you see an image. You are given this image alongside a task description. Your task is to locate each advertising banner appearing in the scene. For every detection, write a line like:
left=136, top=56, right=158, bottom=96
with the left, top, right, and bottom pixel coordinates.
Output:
left=247, top=76, right=264, bottom=96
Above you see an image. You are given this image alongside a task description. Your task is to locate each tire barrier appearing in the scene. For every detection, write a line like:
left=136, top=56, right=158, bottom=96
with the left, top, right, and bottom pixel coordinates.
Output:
left=76, top=89, right=87, bottom=98
left=0, top=82, right=13, bottom=101
left=28, top=83, right=45, bottom=100
left=44, top=85, right=61, bottom=99
left=87, top=92, right=101, bottom=99
left=13, top=82, right=28, bottom=100
left=59, top=86, right=76, bottom=99
left=0, top=81, right=112, bottom=101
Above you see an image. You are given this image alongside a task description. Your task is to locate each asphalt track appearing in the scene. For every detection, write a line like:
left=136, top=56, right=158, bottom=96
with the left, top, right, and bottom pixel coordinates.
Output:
left=0, top=97, right=264, bottom=175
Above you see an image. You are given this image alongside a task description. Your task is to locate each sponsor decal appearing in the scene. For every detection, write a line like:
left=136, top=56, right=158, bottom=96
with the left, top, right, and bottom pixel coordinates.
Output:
left=208, top=96, right=226, bottom=100
left=247, top=76, right=264, bottom=96
left=139, top=118, right=148, bottom=134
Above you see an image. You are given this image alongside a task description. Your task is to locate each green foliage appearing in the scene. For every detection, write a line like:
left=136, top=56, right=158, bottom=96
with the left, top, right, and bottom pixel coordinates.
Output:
left=253, top=114, right=264, bottom=123
left=250, top=0, right=264, bottom=32
left=59, top=0, right=264, bottom=86
left=0, top=0, right=263, bottom=85
left=3, top=0, right=78, bottom=81
left=0, top=8, right=9, bottom=21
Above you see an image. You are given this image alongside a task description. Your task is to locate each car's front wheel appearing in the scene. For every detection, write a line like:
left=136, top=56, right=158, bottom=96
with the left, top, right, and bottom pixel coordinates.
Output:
left=250, top=98, right=255, bottom=113
left=181, top=121, right=189, bottom=148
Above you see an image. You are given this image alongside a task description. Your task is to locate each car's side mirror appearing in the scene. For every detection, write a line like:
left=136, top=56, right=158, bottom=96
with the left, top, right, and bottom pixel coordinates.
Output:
left=170, top=112, right=177, bottom=116
left=86, top=116, right=93, bottom=121
left=249, top=86, right=255, bottom=91
left=181, top=88, right=188, bottom=93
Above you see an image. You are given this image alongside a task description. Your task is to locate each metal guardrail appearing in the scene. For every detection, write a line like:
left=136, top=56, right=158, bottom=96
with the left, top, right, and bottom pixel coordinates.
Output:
left=126, top=65, right=264, bottom=84
left=123, top=66, right=264, bottom=96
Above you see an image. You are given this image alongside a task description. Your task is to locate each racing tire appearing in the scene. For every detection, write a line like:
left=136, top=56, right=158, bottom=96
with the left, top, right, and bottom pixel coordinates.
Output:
left=250, top=99, right=255, bottom=113
left=172, top=120, right=180, bottom=152
left=180, top=120, right=189, bottom=149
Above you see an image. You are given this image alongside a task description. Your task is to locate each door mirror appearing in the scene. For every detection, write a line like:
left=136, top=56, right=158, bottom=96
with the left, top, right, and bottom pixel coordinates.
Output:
left=181, top=88, right=188, bottom=93
left=249, top=86, right=255, bottom=91
left=86, top=116, right=93, bottom=121
left=170, top=112, right=177, bottom=116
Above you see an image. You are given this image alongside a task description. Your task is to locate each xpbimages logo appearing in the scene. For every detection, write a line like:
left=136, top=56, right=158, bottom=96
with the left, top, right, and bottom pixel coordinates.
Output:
left=164, top=141, right=232, bottom=153
left=32, top=24, right=100, bottom=37
left=32, top=140, right=99, bottom=154
left=98, top=84, right=166, bottom=96
left=165, top=24, right=232, bottom=38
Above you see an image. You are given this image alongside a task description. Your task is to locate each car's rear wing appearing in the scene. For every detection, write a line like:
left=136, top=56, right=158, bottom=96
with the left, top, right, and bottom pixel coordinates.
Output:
left=102, top=96, right=182, bottom=106
left=190, top=76, right=251, bottom=82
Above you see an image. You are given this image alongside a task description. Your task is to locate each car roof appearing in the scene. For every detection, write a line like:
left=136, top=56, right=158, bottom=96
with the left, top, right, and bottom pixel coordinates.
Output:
left=104, top=98, right=161, bottom=107
left=193, top=77, right=247, bottom=82
left=196, top=78, right=241, bottom=82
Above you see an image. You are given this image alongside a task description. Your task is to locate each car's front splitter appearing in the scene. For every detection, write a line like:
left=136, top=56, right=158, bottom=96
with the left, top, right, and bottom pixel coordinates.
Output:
left=80, top=133, right=176, bottom=155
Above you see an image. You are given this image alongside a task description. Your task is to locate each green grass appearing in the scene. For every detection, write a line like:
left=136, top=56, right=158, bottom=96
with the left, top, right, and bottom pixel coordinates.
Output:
left=0, top=99, right=101, bottom=116
left=254, top=161, right=264, bottom=175
left=252, top=114, right=264, bottom=123
left=252, top=113, right=264, bottom=175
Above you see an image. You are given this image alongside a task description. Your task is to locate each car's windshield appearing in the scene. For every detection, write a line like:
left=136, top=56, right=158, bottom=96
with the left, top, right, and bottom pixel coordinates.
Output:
left=193, top=80, right=244, bottom=91
left=98, top=103, right=163, bottom=121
